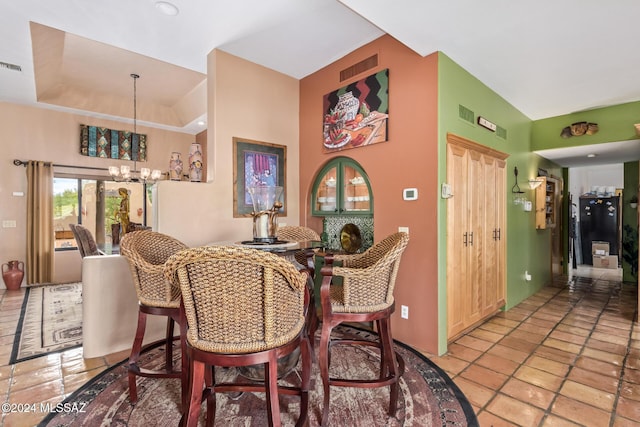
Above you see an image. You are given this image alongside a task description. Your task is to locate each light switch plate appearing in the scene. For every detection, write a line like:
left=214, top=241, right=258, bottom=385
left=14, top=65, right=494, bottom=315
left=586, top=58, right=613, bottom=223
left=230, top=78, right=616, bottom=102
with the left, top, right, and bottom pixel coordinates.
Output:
left=2, top=220, right=17, bottom=228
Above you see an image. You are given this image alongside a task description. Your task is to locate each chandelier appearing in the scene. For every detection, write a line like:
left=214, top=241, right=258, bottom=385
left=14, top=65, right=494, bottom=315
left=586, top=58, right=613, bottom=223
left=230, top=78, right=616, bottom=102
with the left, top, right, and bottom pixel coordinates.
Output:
left=109, top=73, right=161, bottom=183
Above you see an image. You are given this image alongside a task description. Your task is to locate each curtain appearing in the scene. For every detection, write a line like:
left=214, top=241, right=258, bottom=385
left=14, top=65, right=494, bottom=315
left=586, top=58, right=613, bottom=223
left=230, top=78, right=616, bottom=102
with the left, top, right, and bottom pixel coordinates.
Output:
left=26, top=161, right=54, bottom=284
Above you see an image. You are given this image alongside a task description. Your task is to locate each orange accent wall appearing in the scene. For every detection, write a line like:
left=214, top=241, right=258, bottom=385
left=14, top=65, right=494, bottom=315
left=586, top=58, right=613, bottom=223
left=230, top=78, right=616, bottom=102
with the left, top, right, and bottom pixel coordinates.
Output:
left=300, top=35, right=440, bottom=353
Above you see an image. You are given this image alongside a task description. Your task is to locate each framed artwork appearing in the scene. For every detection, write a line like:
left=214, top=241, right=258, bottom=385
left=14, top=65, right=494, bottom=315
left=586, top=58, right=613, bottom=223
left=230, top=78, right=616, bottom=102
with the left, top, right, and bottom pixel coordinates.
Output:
left=233, top=137, right=287, bottom=217
left=80, top=124, right=147, bottom=161
left=322, top=68, right=389, bottom=153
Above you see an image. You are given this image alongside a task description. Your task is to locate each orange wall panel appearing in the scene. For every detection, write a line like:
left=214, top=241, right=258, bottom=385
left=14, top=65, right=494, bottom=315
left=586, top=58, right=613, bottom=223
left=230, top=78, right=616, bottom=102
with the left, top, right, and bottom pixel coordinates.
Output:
left=300, top=35, right=440, bottom=353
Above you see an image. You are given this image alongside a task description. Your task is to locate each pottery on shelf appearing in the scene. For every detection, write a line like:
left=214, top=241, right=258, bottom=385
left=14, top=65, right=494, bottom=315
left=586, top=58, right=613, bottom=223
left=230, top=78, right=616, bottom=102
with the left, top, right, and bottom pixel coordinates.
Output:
left=188, top=143, right=203, bottom=182
left=2, top=260, right=24, bottom=291
left=169, top=152, right=183, bottom=181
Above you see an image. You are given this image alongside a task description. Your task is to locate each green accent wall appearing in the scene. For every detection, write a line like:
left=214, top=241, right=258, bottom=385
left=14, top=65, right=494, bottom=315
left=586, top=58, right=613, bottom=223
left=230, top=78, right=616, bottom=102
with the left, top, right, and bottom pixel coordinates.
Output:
left=437, top=53, right=561, bottom=353
left=532, top=101, right=640, bottom=150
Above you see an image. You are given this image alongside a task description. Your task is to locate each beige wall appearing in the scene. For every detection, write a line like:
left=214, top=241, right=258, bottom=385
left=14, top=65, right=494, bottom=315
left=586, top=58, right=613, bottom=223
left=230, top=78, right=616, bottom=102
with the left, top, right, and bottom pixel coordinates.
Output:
left=0, top=102, right=195, bottom=286
left=196, top=49, right=300, bottom=243
left=300, top=35, right=440, bottom=353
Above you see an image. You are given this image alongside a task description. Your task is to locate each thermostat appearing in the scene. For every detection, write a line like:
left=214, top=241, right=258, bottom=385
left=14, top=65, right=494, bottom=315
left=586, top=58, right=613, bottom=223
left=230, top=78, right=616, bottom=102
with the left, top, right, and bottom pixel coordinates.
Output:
left=403, top=188, right=418, bottom=201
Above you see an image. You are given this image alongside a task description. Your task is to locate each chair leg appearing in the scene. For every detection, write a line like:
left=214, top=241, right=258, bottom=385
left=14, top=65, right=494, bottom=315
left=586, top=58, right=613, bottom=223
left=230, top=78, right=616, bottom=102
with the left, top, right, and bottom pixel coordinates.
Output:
left=205, top=366, right=215, bottom=427
left=165, top=317, right=175, bottom=372
left=185, top=359, right=206, bottom=427
left=319, top=320, right=335, bottom=426
left=265, top=351, right=282, bottom=427
left=378, top=317, right=399, bottom=416
left=296, top=335, right=312, bottom=427
left=128, top=309, right=147, bottom=403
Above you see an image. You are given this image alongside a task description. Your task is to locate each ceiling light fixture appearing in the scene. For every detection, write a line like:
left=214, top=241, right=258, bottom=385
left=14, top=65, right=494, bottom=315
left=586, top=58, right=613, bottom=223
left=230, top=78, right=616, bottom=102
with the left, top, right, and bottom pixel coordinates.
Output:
left=109, top=74, right=162, bottom=184
left=155, top=1, right=179, bottom=16
left=587, top=153, right=597, bottom=158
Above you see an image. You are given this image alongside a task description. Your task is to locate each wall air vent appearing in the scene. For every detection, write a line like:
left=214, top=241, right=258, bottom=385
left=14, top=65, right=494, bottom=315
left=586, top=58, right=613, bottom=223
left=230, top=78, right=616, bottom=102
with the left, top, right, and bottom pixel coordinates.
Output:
left=0, top=61, right=22, bottom=72
left=496, top=126, right=507, bottom=139
left=458, top=105, right=474, bottom=124
left=340, top=54, right=378, bottom=82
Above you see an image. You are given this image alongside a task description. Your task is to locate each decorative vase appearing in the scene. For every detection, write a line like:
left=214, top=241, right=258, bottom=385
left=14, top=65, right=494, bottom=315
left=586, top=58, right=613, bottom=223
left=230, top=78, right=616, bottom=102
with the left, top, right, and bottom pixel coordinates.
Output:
left=247, top=186, right=284, bottom=243
left=2, top=260, right=24, bottom=291
left=169, top=152, right=183, bottom=181
left=188, top=143, right=203, bottom=182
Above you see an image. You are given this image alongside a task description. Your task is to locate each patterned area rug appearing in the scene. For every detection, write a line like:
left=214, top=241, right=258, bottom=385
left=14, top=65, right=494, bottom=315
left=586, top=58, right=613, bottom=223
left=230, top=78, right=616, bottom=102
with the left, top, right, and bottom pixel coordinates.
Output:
left=10, top=283, right=82, bottom=364
left=40, top=325, right=478, bottom=426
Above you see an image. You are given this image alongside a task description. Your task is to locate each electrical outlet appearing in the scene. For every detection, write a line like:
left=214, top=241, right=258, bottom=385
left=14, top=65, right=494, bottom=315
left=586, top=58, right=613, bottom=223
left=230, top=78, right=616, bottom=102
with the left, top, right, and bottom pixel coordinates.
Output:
left=401, top=305, right=409, bottom=319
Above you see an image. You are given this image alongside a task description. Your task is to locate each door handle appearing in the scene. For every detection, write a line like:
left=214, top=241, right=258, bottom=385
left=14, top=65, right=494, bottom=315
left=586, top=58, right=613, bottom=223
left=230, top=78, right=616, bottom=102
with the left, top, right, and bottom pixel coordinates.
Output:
left=463, top=232, right=468, bottom=246
left=469, top=231, right=473, bottom=246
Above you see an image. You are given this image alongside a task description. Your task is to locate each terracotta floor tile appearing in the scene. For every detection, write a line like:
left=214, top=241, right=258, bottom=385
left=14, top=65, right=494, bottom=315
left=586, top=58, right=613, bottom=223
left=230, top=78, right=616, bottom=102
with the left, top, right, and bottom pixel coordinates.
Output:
left=455, top=335, right=494, bottom=352
left=612, top=415, right=640, bottom=427
left=500, top=377, right=555, bottom=410
left=513, top=365, right=564, bottom=392
left=476, top=410, right=519, bottom=426
left=498, top=336, right=539, bottom=354
left=429, top=354, right=469, bottom=376
left=542, top=338, right=583, bottom=354
left=620, top=381, right=640, bottom=402
left=104, top=349, right=130, bottom=365
left=615, top=396, right=640, bottom=422
left=479, top=322, right=514, bottom=335
left=475, top=353, right=520, bottom=376
left=7, top=379, right=64, bottom=404
left=623, top=367, right=640, bottom=385
left=551, top=395, right=611, bottom=426
left=594, top=324, right=633, bottom=338
left=486, top=317, right=521, bottom=329
left=586, top=337, right=628, bottom=355
left=525, top=317, right=558, bottom=330
left=459, top=364, right=508, bottom=390
left=485, top=394, right=544, bottom=427
left=63, top=366, right=107, bottom=395
left=517, top=322, right=553, bottom=336
left=10, top=366, right=63, bottom=391
left=567, top=366, right=619, bottom=394
left=525, top=355, right=570, bottom=377
left=582, top=347, right=625, bottom=366
left=598, top=318, right=633, bottom=331
left=547, top=330, right=588, bottom=346
left=554, top=323, right=591, bottom=337
left=541, top=414, right=582, bottom=426
left=574, top=355, right=622, bottom=378
left=469, top=328, right=503, bottom=343
left=533, top=345, right=578, bottom=365
left=451, top=376, right=495, bottom=408
left=509, top=329, right=546, bottom=345
left=486, top=344, right=529, bottom=364
left=445, top=343, right=482, bottom=362
left=559, top=380, right=615, bottom=411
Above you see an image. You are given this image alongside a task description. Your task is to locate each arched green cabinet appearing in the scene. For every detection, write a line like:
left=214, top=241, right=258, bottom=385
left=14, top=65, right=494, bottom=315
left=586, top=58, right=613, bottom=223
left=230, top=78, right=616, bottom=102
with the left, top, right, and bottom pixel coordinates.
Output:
left=311, top=156, right=373, bottom=216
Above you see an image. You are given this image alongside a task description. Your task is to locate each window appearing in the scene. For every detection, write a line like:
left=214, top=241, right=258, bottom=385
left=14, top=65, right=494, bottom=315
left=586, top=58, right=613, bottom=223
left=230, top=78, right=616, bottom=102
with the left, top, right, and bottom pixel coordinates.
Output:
left=53, top=177, right=152, bottom=251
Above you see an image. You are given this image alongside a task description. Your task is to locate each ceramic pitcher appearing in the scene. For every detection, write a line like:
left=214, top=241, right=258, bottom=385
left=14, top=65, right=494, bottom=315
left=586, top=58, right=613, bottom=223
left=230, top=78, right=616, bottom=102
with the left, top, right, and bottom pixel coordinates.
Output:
left=2, top=260, right=24, bottom=291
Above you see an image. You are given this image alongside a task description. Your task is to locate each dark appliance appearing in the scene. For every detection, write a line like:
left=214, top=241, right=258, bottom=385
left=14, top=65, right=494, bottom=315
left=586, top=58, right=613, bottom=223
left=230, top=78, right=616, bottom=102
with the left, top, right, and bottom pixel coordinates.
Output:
left=579, top=196, right=620, bottom=265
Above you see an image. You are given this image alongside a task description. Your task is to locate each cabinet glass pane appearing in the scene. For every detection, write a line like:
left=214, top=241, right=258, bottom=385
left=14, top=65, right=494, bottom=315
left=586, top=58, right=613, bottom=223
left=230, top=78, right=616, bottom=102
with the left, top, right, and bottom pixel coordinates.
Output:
left=342, top=165, right=370, bottom=212
left=315, top=166, right=338, bottom=214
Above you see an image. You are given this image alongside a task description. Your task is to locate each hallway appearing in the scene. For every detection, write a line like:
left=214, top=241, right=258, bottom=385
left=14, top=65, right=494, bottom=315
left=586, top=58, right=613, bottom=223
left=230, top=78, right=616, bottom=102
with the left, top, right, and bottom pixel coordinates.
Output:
left=430, top=266, right=639, bottom=426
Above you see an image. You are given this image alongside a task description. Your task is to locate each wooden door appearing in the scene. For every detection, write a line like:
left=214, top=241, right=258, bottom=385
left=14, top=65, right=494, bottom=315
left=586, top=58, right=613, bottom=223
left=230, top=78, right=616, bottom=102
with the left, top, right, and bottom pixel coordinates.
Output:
left=446, top=143, right=469, bottom=338
left=446, top=133, right=508, bottom=340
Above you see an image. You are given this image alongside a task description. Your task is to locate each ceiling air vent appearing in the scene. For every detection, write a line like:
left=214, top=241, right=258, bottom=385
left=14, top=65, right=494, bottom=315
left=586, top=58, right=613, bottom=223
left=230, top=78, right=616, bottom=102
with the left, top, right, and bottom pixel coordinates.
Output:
left=458, top=105, right=474, bottom=124
left=340, top=54, right=378, bottom=82
left=0, top=61, right=22, bottom=72
left=496, top=126, right=507, bottom=140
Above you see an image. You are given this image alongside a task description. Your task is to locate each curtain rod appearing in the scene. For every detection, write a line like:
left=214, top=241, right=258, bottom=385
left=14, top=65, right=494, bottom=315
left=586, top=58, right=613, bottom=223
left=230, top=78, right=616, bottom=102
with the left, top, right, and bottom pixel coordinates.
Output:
left=13, top=159, right=108, bottom=172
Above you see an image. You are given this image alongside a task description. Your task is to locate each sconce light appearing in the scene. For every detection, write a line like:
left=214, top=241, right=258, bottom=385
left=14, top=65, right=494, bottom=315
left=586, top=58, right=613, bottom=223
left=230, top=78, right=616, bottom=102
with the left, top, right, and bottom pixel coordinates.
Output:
left=108, top=73, right=161, bottom=184
left=528, top=178, right=544, bottom=190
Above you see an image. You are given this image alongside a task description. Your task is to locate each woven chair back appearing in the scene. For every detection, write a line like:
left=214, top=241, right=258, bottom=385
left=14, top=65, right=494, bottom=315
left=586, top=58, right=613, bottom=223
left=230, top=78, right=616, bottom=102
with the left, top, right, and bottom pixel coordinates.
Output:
left=333, top=231, right=409, bottom=312
left=69, top=224, right=100, bottom=258
left=277, top=226, right=320, bottom=242
left=165, top=245, right=308, bottom=354
left=120, top=230, right=188, bottom=308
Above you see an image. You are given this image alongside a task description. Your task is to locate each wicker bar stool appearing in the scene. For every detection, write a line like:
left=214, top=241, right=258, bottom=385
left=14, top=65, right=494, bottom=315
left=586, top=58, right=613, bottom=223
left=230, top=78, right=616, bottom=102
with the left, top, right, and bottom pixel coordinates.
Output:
left=120, top=230, right=188, bottom=405
left=318, top=231, right=409, bottom=426
left=69, top=224, right=100, bottom=258
left=165, top=245, right=312, bottom=427
left=276, top=225, right=321, bottom=350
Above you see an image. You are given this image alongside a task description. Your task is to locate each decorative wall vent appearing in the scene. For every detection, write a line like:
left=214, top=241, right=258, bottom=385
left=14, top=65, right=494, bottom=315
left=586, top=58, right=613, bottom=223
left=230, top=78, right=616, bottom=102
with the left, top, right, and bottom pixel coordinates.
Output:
left=496, top=126, right=507, bottom=139
left=0, top=61, right=22, bottom=72
left=458, top=105, right=475, bottom=124
left=340, top=54, right=378, bottom=82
